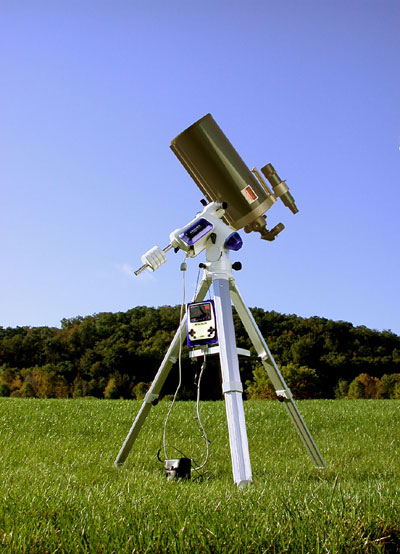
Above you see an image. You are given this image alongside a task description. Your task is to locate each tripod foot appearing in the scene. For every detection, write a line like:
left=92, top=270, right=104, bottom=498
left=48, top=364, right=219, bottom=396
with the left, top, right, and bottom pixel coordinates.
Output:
left=237, top=479, right=252, bottom=489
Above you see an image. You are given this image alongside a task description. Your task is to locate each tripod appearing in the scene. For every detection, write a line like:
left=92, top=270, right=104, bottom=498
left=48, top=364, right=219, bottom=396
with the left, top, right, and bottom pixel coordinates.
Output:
left=115, top=235, right=326, bottom=486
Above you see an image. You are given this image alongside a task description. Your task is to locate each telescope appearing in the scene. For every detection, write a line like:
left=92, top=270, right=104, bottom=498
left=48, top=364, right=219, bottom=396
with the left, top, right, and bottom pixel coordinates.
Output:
left=116, top=114, right=325, bottom=486
left=170, top=113, right=298, bottom=241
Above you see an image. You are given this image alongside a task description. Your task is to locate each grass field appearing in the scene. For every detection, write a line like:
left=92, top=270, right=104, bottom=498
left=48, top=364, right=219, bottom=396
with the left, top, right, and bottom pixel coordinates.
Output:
left=0, top=398, right=399, bottom=553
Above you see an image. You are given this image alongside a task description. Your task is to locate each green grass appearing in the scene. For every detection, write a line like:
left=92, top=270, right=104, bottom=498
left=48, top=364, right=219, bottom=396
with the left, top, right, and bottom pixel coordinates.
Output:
left=0, top=398, right=399, bottom=553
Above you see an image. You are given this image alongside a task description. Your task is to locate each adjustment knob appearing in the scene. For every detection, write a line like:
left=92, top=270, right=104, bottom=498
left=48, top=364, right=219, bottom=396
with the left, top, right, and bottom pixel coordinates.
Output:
left=232, top=262, right=242, bottom=271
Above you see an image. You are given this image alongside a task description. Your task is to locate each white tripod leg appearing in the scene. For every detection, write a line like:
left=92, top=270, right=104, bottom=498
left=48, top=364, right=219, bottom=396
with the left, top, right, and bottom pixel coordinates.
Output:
left=114, top=274, right=211, bottom=466
left=229, top=280, right=326, bottom=469
left=213, top=277, right=252, bottom=487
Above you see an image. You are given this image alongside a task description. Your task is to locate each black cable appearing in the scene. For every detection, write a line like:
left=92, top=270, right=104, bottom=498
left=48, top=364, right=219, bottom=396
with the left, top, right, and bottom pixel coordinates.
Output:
left=162, top=257, right=187, bottom=460
left=192, top=351, right=210, bottom=471
left=161, top=258, right=211, bottom=475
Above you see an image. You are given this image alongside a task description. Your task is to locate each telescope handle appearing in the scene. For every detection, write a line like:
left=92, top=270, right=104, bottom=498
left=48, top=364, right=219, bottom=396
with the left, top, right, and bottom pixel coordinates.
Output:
left=134, top=244, right=173, bottom=276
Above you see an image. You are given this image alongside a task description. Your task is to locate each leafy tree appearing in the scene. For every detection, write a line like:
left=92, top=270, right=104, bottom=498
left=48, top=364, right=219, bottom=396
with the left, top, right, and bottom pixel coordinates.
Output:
left=61, top=316, right=84, bottom=329
left=132, top=381, right=150, bottom=400
left=246, top=366, right=275, bottom=400
left=282, top=364, right=320, bottom=399
left=31, top=366, right=70, bottom=398
left=0, top=383, right=10, bottom=397
left=104, top=377, right=120, bottom=399
left=377, top=373, right=400, bottom=399
left=334, top=379, right=349, bottom=399
left=19, top=382, right=36, bottom=398
left=246, top=363, right=320, bottom=400
left=346, top=378, right=365, bottom=399
left=347, top=373, right=381, bottom=399
left=0, top=365, right=17, bottom=388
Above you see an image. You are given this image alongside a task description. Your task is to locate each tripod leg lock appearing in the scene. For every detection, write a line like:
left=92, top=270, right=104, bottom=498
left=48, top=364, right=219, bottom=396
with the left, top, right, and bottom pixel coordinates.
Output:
left=259, top=351, right=272, bottom=363
left=144, top=392, right=160, bottom=405
left=222, top=381, right=243, bottom=394
left=276, top=389, right=292, bottom=402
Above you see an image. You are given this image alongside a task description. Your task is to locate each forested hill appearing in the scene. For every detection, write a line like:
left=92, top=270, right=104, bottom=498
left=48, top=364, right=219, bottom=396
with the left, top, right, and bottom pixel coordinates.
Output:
left=1, top=306, right=400, bottom=400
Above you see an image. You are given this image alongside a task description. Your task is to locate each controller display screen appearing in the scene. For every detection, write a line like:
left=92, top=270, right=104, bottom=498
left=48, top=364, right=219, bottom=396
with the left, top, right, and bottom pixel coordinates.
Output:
left=189, top=302, right=212, bottom=322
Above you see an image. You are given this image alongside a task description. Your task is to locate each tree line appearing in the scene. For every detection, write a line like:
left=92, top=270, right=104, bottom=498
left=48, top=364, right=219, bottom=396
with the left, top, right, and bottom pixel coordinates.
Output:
left=1, top=306, right=400, bottom=400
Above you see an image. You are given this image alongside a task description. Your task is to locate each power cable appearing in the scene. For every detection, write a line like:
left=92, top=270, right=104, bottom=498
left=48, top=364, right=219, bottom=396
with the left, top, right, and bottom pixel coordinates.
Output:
left=191, top=351, right=210, bottom=471
left=162, top=258, right=187, bottom=461
left=161, top=257, right=210, bottom=473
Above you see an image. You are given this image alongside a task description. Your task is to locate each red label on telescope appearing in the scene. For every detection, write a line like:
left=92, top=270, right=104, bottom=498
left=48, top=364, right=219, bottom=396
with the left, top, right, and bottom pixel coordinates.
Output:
left=241, top=185, right=258, bottom=204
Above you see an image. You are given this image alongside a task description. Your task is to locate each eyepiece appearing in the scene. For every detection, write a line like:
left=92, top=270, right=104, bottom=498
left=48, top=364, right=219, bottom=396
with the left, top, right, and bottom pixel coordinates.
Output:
left=261, top=163, right=298, bottom=215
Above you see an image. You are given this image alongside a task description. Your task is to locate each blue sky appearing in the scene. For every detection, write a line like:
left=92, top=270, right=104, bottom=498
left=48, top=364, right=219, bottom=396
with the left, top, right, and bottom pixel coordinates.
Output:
left=1, top=0, right=399, bottom=335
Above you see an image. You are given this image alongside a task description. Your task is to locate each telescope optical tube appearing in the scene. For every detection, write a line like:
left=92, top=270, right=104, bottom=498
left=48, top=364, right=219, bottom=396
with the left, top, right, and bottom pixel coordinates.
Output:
left=170, top=114, right=277, bottom=238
